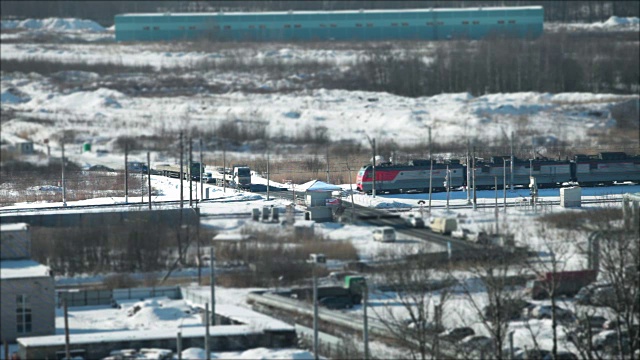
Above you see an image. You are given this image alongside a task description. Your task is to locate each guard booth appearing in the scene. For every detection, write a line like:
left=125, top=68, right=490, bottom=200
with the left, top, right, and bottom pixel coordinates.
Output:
left=297, top=180, right=342, bottom=222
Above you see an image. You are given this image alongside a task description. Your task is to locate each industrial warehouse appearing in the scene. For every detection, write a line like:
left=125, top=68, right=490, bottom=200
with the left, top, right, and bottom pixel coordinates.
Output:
left=114, top=6, right=543, bottom=42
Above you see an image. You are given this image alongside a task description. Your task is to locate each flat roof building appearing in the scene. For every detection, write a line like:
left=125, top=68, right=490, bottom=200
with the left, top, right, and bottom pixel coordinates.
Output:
left=115, top=6, right=543, bottom=42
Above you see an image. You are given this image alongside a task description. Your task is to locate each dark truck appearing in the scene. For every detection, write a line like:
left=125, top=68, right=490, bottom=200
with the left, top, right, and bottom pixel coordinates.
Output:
left=290, top=276, right=366, bottom=308
left=526, top=270, right=598, bottom=300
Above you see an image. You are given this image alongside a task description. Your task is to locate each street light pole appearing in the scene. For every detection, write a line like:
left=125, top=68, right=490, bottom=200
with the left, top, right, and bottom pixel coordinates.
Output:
left=363, top=282, right=369, bottom=360
left=366, top=135, right=377, bottom=198
left=312, top=264, right=319, bottom=360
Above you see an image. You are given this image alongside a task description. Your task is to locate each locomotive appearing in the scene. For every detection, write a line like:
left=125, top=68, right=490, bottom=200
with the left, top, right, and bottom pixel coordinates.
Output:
left=356, top=152, right=640, bottom=194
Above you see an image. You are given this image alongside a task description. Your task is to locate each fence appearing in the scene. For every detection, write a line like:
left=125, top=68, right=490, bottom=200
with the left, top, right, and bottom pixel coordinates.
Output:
left=56, top=286, right=181, bottom=307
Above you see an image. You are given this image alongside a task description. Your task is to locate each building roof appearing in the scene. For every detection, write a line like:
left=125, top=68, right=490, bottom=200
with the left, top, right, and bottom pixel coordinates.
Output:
left=298, top=180, right=342, bottom=192
left=212, top=233, right=255, bottom=242
left=18, top=324, right=260, bottom=347
left=0, top=260, right=50, bottom=280
left=118, top=6, right=543, bottom=17
left=0, top=223, right=29, bottom=232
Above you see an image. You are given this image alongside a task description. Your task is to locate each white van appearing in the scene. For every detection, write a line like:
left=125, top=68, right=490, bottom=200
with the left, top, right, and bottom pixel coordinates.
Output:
left=373, top=227, right=396, bottom=242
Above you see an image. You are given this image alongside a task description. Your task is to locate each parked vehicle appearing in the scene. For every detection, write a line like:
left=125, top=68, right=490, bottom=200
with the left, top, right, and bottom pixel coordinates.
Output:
left=319, top=296, right=352, bottom=309
left=451, top=228, right=470, bottom=239
left=592, top=330, right=630, bottom=352
left=438, top=327, right=474, bottom=343
left=406, top=320, right=445, bottom=333
left=530, top=305, right=574, bottom=321
left=290, top=275, right=366, bottom=306
left=373, top=227, right=396, bottom=242
left=460, top=335, right=492, bottom=352
left=485, top=299, right=532, bottom=321
left=430, top=217, right=457, bottom=235
left=525, top=270, right=598, bottom=300
left=575, top=283, right=616, bottom=307
left=406, top=214, right=425, bottom=228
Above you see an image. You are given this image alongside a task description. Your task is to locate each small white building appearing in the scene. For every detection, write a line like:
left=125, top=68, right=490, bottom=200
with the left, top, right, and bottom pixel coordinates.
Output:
left=560, top=186, right=582, bottom=208
left=297, top=180, right=342, bottom=222
left=1, top=224, right=55, bottom=343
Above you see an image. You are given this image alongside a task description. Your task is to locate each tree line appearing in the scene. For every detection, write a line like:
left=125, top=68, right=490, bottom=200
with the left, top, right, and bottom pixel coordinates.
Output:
left=344, top=32, right=639, bottom=97
left=1, top=1, right=638, bottom=26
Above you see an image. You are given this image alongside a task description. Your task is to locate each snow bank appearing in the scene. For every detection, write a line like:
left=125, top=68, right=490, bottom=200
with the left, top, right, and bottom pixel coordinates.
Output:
left=600, top=16, right=640, bottom=28
left=1, top=18, right=105, bottom=32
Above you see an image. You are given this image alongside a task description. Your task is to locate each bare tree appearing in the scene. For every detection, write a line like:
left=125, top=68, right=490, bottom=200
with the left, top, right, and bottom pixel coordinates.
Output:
left=372, top=250, right=452, bottom=360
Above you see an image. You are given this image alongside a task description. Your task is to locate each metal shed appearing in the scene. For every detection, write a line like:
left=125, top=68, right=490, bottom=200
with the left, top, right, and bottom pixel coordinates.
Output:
left=115, top=6, right=543, bottom=42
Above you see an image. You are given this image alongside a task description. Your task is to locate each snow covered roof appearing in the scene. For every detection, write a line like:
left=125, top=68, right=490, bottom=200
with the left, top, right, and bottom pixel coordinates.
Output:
left=297, top=180, right=342, bottom=192
left=1, top=223, right=29, bottom=232
left=18, top=325, right=259, bottom=347
left=212, top=233, right=255, bottom=242
left=212, top=304, right=294, bottom=331
left=0, top=260, right=50, bottom=280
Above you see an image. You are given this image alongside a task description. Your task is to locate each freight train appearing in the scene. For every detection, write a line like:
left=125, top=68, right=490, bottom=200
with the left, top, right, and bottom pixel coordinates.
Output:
left=356, top=152, right=640, bottom=194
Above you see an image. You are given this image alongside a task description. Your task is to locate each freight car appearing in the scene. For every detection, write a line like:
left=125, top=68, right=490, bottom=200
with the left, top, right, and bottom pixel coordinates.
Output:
left=572, top=152, right=640, bottom=186
left=471, top=156, right=572, bottom=190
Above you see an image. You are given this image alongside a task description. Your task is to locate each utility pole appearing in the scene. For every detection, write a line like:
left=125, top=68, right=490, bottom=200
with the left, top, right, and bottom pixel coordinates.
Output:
left=363, top=282, right=369, bottom=360
left=325, top=144, right=330, bottom=183
left=347, top=160, right=356, bottom=224
left=510, top=131, right=514, bottom=190
left=124, top=142, right=128, bottom=204
left=204, top=303, right=210, bottom=360
left=472, top=147, right=477, bottom=211
left=189, top=139, right=193, bottom=207
left=312, top=264, right=319, bottom=360
left=64, top=299, right=70, bottom=359
left=368, top=137, right=377, bottom=198
left=466, top=139, right=471, bottom=205
left=267, top=145, right=270, bottom=201
left=223, top=145, right=226, bottom=193
left=503, top=158, right=507, bottom=212
left=147, top=151, right=151, bottom=209
left=61, top=140, right=67, bottom=207
left=199, top=138, right=203, bottom=201
left=179, top=132, right=184, bottom=208
left=494, top=176, right=499, bottom=233
left=445, top=165, right=450, bottom=211
left=210, top=246, right=216, bottom=326
left=428, top=127, right=433, bottom=214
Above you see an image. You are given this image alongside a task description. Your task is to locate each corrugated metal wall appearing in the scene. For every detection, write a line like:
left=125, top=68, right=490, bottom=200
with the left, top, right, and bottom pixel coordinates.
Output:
left=115, top=7, right=543, bottom=42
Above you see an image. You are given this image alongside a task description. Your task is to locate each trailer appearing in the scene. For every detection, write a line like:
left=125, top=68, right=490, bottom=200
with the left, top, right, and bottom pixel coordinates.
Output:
left=155, top=162, right=203, bottom=180
left=526, top=270, right=598, bottom=300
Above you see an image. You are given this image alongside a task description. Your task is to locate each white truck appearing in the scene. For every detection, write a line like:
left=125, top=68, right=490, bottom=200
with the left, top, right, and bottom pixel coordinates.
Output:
left=430, top=217, right=457, bottom=235
left=204, top=165, right=251, bottom=189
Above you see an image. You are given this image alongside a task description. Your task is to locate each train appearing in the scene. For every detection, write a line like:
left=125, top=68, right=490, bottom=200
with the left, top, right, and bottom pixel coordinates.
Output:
left=356, top=152, right=640, bottom=194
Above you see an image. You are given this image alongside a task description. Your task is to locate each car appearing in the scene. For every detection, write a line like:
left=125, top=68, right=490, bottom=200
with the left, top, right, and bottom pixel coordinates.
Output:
left=406, top=215, right=425, bottom=228
left=592, top=330, right=630, bottom=352
left=543, top=351, right=578, bottom=360
left=373, top=227, right=396, bottom=242
left=513, top=349, right=550, bottom=360
left=484, top=299, right=532, bottom=321
left=451, top=228, right=470, bottom=240
left=530, top=305, right=574, bottom=321
left=406, top=320, right=444, bottom=333
left=574, top=315, right=607, bottom=329
left=438, top=327, right=474, bottom=343
left=88, top=165, right=115, bottom=172
left=460, top=335, right=492, bottom=352
left=318, top=296, right=352, bottom=310
left=575, top=283, right=615, bottom=306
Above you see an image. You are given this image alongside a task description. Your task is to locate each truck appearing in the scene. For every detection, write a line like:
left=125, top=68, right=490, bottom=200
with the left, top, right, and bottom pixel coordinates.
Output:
left=525, top=270, right=598, bottom=300
left=289, top=275, right=366, bottom=308
left=232, top=165, right=251, bottom=190
left=430, top=217, right=457, bottom=235
left=155, top=162, right=203, bottom=180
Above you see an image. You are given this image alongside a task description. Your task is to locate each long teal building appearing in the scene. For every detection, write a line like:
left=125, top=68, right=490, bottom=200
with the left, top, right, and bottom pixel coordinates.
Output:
left=115, top=6, right=543, bottom=42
